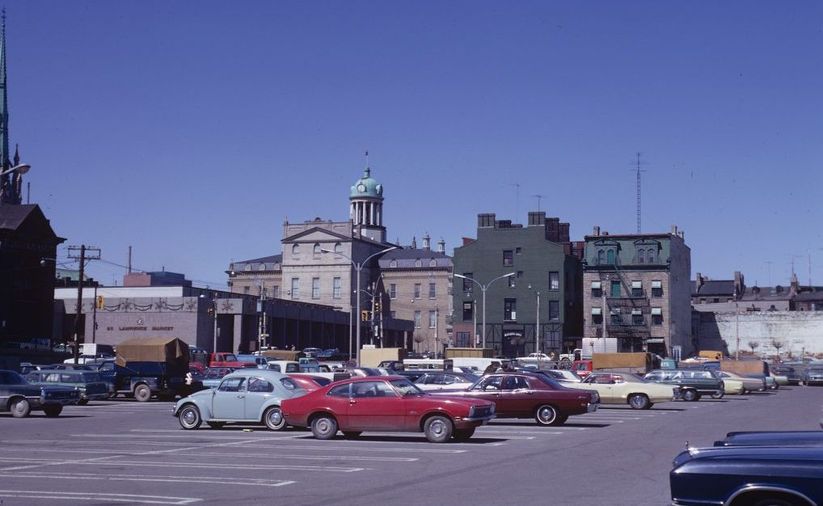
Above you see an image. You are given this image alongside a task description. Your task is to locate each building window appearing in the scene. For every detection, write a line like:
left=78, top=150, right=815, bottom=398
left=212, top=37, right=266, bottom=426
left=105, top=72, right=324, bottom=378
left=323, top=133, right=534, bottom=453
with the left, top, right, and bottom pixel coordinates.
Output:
left=243, top=286, right=250, bottom=294
left=610, top=280, right=621, bottom=298
left=592, top=307, right=603, bottom=325
left=332, top=277, right=341, bottom=299
left=428, top=282, right=436, bottom=298
left=607, top=250, right=616, bottom=265
left=334, top=242, right=343, bottom=255
left=312, top=277, right=320, bottom=299
left=290, top=278, right=299, bottom=299
left=292, top=244, right=300, bottom=256
left=632, top=310, right=644, bottom=325
left=508, top=276, right=516, bottom=288
left=591, top=281, right=602, bottom=298
left=313, top=243, right=321, bottom=256
left=598, top=249, right=605, bottom=265
left=389, top=283, right=397, bottom=299
left=429, top=259, right=437, bottom=267
left=390, top=260, right=398, bottom=268
left=504, top=298, right=517, bottom=321
left=415, top=259, right=422, bottom=268
left=463, top=301, right=474, bottom=321
left=414, top=283, right=421, bottom=298
left=462, top=273, right=473, bottom=293
left=549, top=300, right=560, bottom=321
left=651, top=280, right=663, bottom=297
left=637, top=249, right=645, bottom=264
left=503, top=250, right=513, bottom=266
left=429, top=310, right=437, bottom=328
left=390, top=311, right=396, bottom=319
left=272, top=285, right=280, bottom=298
left=414, top=310, right=421, bottom=328
left=515, top=247, right=522, bottom=254
left=647, top=249, right=656, bottom=263
left=610, top=310, right=621, bottom=325
left=631, top=281, right=643, bottom=297
left=549, top=272, right=560, bottom=291
left=651, top=307, right=663, bottom=325
left=456, top=331, right=470, bottom=347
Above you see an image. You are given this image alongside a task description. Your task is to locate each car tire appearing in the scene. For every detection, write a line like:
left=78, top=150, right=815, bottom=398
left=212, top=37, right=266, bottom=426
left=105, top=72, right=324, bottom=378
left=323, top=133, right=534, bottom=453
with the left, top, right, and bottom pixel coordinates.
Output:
left=43, top=404, right=63, bottom=417
left=207, top=422, right=225, bottom=430
left=10, top=397, right=31, bottom=418
left=628, top=393, right=650, bottom=410
left=682, top=389, right=698, bottom=402
left=178, top=404, right=202, bottom=430
left=342, top=431, right=362, bottom=439
left=134, top=384, right=152, bottom=402
left=746, top=493, right=802, bottom=506
left=711, top=391, right=724, bottom=399
left=77, top=399, right=89, bottom=406
left=535, top=404, right=563, bottom=426
left=453, top=428, right=475, bottom=441
left=742, top=388, right=749, bottom=395
left=263, top=406, right=286, bottom=431
left=311, top=414, right=338, bottom=440
left=423, top=415, right=453, bottom=443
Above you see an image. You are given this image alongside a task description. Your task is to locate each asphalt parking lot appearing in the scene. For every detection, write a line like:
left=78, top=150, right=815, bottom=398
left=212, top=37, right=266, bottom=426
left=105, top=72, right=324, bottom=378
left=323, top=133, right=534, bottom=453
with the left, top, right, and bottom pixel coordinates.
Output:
left=1, top=386, right=822, bottom=506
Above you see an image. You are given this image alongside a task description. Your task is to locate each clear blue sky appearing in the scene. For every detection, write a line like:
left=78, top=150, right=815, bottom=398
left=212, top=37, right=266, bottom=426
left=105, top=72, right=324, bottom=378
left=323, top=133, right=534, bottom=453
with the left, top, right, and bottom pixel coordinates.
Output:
left=7, top=1, right=823, bottom=289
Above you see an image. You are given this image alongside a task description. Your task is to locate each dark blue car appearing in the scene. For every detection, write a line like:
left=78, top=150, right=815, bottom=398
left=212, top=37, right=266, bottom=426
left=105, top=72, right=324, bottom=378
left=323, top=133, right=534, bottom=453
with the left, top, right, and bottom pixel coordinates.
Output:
left=670, top=445, right=823, bottom=506
left=714, top=431, right=823, bottom=448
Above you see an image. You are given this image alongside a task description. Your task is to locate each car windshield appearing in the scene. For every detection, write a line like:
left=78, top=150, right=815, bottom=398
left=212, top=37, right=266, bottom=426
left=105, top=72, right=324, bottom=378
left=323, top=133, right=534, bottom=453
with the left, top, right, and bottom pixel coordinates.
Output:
left=390, top=378, right=425, bottom=396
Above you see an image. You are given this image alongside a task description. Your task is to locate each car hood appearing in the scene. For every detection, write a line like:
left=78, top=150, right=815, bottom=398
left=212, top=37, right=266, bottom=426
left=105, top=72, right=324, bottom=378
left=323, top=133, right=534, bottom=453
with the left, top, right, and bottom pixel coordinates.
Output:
left=716, top=431, right=823, bottom=447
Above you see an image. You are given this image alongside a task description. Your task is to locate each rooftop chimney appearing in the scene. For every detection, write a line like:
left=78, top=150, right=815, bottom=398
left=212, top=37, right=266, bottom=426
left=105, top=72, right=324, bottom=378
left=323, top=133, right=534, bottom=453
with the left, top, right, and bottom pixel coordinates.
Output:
left=593, top=225, right=601, bottom=236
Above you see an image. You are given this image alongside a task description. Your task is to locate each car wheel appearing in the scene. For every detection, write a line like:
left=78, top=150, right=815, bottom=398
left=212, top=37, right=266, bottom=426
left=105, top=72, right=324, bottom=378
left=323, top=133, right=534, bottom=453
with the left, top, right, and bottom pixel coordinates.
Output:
left=682, top=389, right=698, bottom=402
left=628, top=393, right=650, bottom=410
left=263, top=406, right=286, bottom=431
left=747, top=493, right=803, bottom=506
left=742, top=388, right=749, bottom=395
left=178, top=404, right=202, bottom=430
left=134, top=384, right=152, bottom=402
left=10, top=398, right=31, bottom=418
left=207, top=422, right=225, bottom=429
left=77, top=399, right=89, bottom=406
left=311, top=414, right=338, bottom=440
left=453, top=428, right=475, bottom=441
left=43, top=404, right=63, bottom=417
left=423, top=415, right=453, bottom=443
left=711, top=391, right=725, bottom=399
left=535, top=404, right=562, bottom=426
left=342, top=431, right=362, bottom=439
left=770, top=383, right=779, bottom=391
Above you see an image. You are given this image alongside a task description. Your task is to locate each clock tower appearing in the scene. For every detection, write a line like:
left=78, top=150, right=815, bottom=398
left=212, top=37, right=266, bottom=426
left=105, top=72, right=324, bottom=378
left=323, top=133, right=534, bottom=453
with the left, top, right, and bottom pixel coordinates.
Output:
left=349, top=166, right=386, bottom=243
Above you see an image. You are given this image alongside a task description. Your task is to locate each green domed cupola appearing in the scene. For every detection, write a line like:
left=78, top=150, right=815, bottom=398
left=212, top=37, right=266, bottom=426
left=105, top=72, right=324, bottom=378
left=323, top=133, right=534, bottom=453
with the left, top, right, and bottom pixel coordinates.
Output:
left=349, top=166, right=386, bottom=243
left=350, top=167, right=383, bottom=199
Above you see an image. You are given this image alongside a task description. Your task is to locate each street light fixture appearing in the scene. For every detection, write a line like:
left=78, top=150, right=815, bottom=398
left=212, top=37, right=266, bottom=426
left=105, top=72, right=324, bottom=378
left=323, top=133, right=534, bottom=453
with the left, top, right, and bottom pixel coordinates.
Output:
left=0, top=163, right=30, bottom=178
left=321, top=245, right=397, bottom=366
left=453, top=272, right=515, bottom=349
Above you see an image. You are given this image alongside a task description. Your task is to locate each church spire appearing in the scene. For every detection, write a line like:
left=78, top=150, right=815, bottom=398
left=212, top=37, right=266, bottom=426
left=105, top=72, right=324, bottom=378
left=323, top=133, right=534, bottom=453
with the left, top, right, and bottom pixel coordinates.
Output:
left=0, top=10, right=21, bottom=205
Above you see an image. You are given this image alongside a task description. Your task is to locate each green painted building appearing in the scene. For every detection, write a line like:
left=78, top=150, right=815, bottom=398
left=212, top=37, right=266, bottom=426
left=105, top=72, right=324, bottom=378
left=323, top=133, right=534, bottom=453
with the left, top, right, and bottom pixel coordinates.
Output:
left=452, top=212, right=583, bottom=357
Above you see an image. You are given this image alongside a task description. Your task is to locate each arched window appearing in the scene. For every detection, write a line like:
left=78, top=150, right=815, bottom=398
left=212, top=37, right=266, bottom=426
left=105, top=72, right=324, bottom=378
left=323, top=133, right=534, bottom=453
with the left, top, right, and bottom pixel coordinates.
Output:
left=313, top=243, right=321, bottom=255
left=292, top=244, right=300, bottom=256
left=647, top=249, right=655, bottom=264
left=637, top=249, right=645, bottom=264
left=415, top=259, right=422, bottom=268
left=598, top=250, right=605, bottom=265
left=334, top=243, right=342, bottom=254
left=607, top=250, right=615, bottom=265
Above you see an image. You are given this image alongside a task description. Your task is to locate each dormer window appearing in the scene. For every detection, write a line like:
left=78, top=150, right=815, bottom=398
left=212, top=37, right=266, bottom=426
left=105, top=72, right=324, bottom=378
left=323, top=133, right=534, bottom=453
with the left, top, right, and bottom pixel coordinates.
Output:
left=415, top=259, right=422, bottom=268
left=389, top=259, right=398, bottom=268
left=429, top=259, right=437, bottom=267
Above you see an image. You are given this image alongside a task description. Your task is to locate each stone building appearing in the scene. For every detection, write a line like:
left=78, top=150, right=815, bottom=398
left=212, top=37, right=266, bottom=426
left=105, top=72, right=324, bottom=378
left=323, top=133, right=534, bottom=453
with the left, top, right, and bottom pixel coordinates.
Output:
left=452, top=212, right=583, bottom=358
left=582, top=225, right=692, bottom=357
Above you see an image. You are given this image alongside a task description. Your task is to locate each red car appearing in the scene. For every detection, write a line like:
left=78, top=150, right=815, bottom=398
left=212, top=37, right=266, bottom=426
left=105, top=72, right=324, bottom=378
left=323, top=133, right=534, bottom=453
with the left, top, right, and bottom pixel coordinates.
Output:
left=433, top=372, right=599, bottom=426
left=281, top=376, right=495, bottom=443
left=287, top=374, right=332, bottom=392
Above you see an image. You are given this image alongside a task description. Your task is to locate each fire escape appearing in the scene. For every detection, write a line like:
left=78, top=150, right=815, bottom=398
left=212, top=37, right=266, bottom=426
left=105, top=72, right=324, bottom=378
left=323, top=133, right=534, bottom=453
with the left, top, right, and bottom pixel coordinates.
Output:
left=595, top=252, right=650, bottom=345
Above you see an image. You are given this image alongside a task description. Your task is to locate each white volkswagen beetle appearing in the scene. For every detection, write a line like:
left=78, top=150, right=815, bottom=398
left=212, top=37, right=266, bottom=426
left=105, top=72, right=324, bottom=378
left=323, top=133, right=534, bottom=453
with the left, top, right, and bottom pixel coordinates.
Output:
left=174, top=369, right=306, bottom=431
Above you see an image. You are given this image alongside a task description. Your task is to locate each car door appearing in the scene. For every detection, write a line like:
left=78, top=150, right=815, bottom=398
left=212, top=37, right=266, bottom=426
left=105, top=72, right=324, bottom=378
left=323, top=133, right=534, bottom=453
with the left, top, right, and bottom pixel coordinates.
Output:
left=347, top=380, right=402, bottom=430
left=500, top=375, right=533, bottom=416
left=244, top=376, right=276, bottom=420
left=462, top=375, right=504, bottom=411
left=592, top=374, right=617, bottom=402
left=212, top=376, right=247, bottom=420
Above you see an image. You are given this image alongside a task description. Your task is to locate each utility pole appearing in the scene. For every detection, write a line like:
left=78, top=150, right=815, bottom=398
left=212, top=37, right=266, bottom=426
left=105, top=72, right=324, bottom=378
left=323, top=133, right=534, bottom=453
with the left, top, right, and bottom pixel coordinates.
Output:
left=67, top=245, right=101, bottom=364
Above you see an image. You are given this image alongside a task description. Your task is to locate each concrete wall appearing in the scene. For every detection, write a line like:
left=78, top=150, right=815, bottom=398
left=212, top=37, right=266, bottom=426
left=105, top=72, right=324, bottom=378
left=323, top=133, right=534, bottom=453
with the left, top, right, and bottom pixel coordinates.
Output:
left=695, top=310, right=823, bottom=357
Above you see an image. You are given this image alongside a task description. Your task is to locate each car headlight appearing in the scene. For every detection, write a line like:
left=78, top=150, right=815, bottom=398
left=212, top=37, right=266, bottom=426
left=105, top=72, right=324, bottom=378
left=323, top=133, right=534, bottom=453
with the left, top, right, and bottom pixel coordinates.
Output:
left=468, top=406, right=476, bottom=418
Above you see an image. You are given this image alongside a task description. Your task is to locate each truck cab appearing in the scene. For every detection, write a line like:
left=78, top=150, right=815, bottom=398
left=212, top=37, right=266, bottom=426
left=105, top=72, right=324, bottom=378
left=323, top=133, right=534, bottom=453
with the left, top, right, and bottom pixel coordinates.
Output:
left=209, top=353, right=255, bottom=369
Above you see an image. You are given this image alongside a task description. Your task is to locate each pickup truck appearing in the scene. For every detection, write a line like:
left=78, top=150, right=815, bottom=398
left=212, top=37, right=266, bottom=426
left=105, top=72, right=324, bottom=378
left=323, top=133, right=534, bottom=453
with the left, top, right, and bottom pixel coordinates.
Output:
left=644, top=369, right=724, bottom=401
left=209, top=353, right=257, bottom=369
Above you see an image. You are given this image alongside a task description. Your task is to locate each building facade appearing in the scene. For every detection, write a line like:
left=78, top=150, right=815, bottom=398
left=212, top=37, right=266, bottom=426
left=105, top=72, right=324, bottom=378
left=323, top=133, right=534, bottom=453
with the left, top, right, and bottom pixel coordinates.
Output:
left=452, top=212, right=583, bottom=358
left=582, top=225, right=692, bottom=357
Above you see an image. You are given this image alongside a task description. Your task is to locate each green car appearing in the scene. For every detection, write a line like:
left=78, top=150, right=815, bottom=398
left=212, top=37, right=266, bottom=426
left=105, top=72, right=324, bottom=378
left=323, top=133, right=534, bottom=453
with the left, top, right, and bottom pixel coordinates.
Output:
left=27, top=370, right=111, bottom=405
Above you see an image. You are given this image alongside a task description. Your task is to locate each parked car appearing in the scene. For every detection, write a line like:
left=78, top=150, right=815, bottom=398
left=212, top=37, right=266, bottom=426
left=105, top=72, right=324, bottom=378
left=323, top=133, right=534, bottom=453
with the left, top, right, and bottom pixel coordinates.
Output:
left=26, top=370, right=110, bottom=405
left=716, top=370, right=765, bottom=393
left=717, top=375, right=746, bottom=395
left=174, top=369, right=307, bottom=430
left=281, top=376, right=495, bottom=442
left=114, top=361, right=203, bottom=401
left=413, top=371, right=479, bottom=392
left=714, top=430, right=823, bottom=447
left=670, top=444, right=823, bottom=506
left=201, top=367, right=236, bottom=389
left=545, top=369, right=582, bottom=383
left=644, top=369, right=724, bottom=401
left=576, top=372, right=679, bottom=409
left=302, top=347, right=322, bottom=358
left=433, top=372, right=598, bottom=426
left=236, top=355, right=269, bottom=369
left=801, top=365, right=823, bottom=386
left=772, top=364, right=802, bottom=385
left=0, top=369, right=80, bottom=417
left=288, top=374, right=332, bottom=392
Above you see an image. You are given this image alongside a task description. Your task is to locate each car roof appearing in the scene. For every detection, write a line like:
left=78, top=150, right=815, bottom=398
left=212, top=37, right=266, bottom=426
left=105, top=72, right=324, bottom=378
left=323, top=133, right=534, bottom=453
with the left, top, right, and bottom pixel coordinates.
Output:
left=224, top=369, right=288, bottom=380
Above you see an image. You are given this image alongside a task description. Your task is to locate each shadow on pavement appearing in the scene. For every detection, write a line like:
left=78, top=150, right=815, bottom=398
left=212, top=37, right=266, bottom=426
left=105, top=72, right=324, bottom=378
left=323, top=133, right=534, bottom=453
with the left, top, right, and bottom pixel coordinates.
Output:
left=291, top=434, right=507, bottom=444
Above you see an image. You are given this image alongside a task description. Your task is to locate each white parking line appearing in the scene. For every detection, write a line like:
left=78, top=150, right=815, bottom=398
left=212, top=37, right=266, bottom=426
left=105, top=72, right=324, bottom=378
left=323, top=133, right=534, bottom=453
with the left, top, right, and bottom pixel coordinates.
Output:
left=0, top=472, right=295, bottom=488
left=0, top=457, right=366, bottom=473
left=0, top=490, right=201, bottom=505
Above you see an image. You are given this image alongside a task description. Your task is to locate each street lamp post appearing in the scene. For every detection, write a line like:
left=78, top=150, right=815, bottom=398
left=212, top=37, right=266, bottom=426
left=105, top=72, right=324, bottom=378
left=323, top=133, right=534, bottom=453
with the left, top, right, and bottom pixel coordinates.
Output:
left=321, top=245, right=397, bottom=366
left=454, top=272, right=515, bottom=349
left=0, top=163, right=30, bottom=178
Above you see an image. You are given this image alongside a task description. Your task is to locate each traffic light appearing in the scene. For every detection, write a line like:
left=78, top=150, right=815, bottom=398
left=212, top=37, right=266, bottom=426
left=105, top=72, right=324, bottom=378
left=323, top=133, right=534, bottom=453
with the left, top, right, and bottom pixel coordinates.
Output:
left=361, top=310, right=370, bottom=321
left=374, top=301, right=380, bottom=313
left=207, top=306, right=215, bottom=317
left=96, top=295, right=104, bottom=309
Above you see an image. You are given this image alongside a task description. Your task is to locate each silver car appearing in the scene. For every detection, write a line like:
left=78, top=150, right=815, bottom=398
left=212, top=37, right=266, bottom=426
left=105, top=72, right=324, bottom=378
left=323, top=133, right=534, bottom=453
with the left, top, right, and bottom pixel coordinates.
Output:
left=173, top=369, right=306, bottom=431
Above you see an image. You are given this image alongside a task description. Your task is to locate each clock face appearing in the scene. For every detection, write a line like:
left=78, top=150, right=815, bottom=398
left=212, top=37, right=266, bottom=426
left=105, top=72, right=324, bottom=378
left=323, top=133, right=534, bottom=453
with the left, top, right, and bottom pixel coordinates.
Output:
left=357, top=183, right=366, bottom=192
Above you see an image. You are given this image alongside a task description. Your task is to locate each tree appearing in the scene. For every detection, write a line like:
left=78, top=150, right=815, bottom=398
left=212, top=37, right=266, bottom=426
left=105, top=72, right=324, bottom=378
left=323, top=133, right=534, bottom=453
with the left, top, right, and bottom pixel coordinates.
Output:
left=771, top=339, right=784, bottom=357
left=748, top=341, right=760, bottom=354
